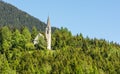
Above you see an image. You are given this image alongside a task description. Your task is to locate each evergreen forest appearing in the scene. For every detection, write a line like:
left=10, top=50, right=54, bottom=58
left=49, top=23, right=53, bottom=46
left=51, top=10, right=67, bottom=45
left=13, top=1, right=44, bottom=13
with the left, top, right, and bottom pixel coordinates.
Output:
left=0, top=26, right=119, bottom=74
left=0, top=1, right=57, bottom=32
left=0, top=1, right=120, bottom=74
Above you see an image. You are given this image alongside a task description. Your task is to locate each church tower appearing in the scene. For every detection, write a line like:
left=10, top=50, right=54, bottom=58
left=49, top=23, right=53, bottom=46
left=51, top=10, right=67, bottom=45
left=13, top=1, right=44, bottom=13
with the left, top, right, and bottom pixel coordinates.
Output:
left=45, top=16, right=51, bottom=50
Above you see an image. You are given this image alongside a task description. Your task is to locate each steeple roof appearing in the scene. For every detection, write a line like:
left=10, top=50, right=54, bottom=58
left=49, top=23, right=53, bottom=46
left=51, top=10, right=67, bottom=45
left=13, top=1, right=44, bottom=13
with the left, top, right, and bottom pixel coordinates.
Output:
left=47, top=16, right=50, bottom=27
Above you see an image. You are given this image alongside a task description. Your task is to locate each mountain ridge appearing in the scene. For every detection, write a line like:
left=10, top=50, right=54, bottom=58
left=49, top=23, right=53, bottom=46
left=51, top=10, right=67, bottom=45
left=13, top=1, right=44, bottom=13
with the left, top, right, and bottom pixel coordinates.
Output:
left=0, top=1, right=120, bottom=74
left=0, top=1, right=57, bottom=32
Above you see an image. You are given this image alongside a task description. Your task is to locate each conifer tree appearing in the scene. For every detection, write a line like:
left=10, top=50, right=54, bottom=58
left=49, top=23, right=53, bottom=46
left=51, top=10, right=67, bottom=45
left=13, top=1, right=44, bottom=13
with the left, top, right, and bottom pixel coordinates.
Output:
left=12, top=29, right=22, bottom=48
left=1, top=26, right=12, bottom=52
left=21, top=27, right=31, bottom=42
left=31, top=26, right=38, bottom=41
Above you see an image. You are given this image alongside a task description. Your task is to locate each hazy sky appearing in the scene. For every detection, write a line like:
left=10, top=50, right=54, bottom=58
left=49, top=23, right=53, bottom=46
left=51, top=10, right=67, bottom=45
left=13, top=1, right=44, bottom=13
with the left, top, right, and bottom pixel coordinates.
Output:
left=3, top=0, right=120, bottom=43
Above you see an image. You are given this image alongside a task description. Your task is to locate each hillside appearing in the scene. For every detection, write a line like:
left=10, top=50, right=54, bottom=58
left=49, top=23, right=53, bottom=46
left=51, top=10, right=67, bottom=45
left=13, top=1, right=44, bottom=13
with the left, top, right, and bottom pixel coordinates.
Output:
left=0, top=26, right=120, bottom=74
left=0, top=1, right=120, bottom=74
left=0, top=1, right=57, bottom=32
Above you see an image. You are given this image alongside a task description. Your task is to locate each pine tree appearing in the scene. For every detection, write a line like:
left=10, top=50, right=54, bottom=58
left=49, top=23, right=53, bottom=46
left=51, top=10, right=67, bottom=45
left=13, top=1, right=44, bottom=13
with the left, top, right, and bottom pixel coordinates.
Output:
left=1, top=26, right=12, bottom=52
left=31, top=26, right=38, bottom=41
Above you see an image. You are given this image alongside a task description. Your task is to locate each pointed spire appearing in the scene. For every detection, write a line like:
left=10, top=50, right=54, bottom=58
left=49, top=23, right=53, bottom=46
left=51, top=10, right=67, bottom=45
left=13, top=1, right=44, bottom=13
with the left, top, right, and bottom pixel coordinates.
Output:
left=46, top=16, right=51, bottom=50
left=47, top=16, right=50, bottom=27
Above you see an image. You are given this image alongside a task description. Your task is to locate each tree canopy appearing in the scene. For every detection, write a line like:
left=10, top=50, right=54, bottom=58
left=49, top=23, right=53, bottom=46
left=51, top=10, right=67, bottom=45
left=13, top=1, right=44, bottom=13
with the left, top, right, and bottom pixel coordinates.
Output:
left=0, top=26, right=119, bottom=74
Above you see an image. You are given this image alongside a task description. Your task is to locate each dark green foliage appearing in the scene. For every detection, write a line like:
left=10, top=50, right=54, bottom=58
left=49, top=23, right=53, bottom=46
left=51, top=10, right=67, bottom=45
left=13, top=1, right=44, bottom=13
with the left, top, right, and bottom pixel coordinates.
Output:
left=0, top=1, right=58, bottom=33
left=0, top=26, right=119, bottom=74
left=0, top=1, right=119, bottom=74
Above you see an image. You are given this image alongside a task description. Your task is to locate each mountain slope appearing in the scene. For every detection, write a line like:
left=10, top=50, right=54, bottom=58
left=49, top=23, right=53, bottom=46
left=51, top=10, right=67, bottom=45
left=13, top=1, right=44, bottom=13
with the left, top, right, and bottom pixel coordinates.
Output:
left=0, top=1, right=120, bottom=74
left=0, top=1, right=57, bottom=32
left=0, top=27, right=119, bottom=73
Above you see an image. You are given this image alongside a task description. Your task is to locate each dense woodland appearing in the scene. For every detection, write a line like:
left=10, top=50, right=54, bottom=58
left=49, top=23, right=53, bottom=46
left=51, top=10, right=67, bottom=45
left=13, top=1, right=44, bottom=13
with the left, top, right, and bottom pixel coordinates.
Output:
left=0, top=1, right=57, bottom=32
left=0, top=1, right=120, bottom=74
left=0, top=26, right=120, bottom=74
